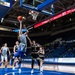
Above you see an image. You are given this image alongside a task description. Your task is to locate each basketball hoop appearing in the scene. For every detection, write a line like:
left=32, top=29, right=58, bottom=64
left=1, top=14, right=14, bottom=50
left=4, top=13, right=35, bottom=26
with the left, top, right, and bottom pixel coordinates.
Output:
left=29, top=10, right=39, bottom=20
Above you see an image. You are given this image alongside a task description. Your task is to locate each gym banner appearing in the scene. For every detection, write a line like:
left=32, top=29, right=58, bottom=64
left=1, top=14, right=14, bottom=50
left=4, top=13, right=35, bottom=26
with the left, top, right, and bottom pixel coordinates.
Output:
left=22, top=58, right=75, bottom=64
left=0, top=0, right=12, bottom=7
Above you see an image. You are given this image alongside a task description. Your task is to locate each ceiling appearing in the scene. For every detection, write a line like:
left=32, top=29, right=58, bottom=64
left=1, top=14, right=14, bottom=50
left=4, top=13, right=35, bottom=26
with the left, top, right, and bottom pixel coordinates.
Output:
left=0, top=0, right=75, bottom=37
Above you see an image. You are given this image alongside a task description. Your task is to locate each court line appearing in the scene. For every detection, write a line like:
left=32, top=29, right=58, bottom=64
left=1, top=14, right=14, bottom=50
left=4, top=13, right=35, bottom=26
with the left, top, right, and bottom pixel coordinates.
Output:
left=4, top=70, right=40, bottom=75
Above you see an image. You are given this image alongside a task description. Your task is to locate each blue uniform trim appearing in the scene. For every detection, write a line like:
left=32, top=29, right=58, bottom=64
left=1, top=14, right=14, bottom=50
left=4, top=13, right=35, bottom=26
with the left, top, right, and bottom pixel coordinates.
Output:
left=14, top=29, right=27, bottom=32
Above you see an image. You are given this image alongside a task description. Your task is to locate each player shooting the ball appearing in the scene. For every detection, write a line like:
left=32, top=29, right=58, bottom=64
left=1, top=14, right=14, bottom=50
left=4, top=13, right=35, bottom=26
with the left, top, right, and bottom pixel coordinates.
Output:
left=10, top=16, right=28, bottom=72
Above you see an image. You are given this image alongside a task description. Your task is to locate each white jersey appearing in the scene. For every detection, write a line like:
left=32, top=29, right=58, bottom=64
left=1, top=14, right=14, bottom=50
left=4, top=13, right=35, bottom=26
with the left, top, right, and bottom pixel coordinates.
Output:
left=1, top=47, right=8, bottom=56
left=19, top=34, right=27, bottom=52
left=20, top=34, right=27, bottom=44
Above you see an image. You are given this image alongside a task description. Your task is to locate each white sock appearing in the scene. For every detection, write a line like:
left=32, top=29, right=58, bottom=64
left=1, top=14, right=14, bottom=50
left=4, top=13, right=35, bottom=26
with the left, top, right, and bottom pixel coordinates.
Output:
left=13, top=67, right=15, bottom=70
left=31, top=69, right=34, bottom=73
left=40, top=66, right=43, bottom=72
left=19, top=68, right=21, bottom=73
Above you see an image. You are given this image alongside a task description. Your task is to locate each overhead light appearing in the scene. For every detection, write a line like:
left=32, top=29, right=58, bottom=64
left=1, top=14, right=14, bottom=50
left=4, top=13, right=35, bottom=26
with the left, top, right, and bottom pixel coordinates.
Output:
left=69, top=18, right=72, bottom=21
left=15, top=23, right=16, bottom=25
left=41, top=28, right=43, bottom=30
left=1, top=18, right=4, bottom=23
left=53, top=24, right=55, bottom=26
left=22, top=16, right=26, bottom=20
left=14, top=0, right=17, bottom=1
left=0, top=27, right=11, bottom=31
left=23, top=16, right=25, bottom=18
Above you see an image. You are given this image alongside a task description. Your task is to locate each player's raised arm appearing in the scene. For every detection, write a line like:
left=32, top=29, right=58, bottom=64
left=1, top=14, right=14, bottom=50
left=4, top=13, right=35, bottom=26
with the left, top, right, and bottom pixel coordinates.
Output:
left=19, top=21, right=22, bottom=36
left=26, top=34, right=32, bottom=46
left=17, top=16, right=23, bottom=36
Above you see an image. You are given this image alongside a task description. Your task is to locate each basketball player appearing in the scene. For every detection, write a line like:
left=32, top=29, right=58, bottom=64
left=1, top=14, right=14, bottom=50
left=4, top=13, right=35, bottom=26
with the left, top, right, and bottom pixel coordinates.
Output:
left=26, top=35, right=41, bottom=73
left=38, top=46, right=45, bottom=72
left=0, top=43, right=10, bottom=68
left=10, top=20, right=28, bottom=72
left=13, top=41, right=19, bottom=70
left=13, top=41, right=19, bottom=53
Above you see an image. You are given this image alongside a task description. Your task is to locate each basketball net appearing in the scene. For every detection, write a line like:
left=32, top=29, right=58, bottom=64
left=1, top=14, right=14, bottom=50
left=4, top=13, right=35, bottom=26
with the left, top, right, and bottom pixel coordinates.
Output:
left=29, top=10, right=39, bottom=20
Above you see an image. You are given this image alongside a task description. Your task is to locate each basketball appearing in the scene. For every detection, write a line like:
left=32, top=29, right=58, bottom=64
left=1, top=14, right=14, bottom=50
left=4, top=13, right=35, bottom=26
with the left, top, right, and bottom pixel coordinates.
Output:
left=17, top=16, right=22, bottom=21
